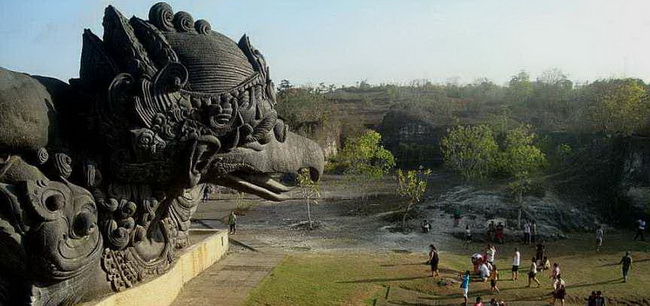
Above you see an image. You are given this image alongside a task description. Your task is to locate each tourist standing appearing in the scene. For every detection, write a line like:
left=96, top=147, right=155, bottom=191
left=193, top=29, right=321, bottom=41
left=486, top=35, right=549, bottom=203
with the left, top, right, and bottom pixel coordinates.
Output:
left=496, top=222, right=505, bottom=244
left=460, top=270, right=471, bottom=306
left=531, top=220, right=537, bottom=243
left=512, top=247, right=521, bottom=281
left=228, top=210, right=237, bottom=234
left=486, top=244, right=496, bottom=265
left=464, top=225, right=472, bottom=248
left=454, top=208, right=462, bottom=227
left=428, top=244, right=440, bottom=278
left=634, top=219, right=646, bottom=241
left=535, top=241, right=546, bottom=261
left=489, top=265, right=500, bottom=293
left=596, top=226, right=604, bottom=251
left=619, top=251, right=632, bottom=282
left=487, top=221, right=496, bottom=242
left=527, top=257, right=541, bottom=287
left=421, top=220, right=431, bottom=233
left=202, top=184, right=213, bottom=202
left=523, top=221, right=531, bottom=244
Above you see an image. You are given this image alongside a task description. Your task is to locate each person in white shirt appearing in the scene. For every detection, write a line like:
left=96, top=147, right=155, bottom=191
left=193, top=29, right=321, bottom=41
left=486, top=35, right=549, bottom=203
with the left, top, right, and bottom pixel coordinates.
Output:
left=595, top=226, right=604, bottom=251
left=486, top=244, right=496, bottom=264
left=634, top=219, right=645, bottom=241
left=527, top=257, right=541, bottom=287
left=512, top=247, right=521, bottom=281
left=479, top=262, right=491, bottom=281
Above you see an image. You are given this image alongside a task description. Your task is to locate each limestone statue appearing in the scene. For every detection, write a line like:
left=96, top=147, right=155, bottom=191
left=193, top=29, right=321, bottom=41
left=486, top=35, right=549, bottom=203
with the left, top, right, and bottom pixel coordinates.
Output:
left=0, top=3, right=324, bottom=305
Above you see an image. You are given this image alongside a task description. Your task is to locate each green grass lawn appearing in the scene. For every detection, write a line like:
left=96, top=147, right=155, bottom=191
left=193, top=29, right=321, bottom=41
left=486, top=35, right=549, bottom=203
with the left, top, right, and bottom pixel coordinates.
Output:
left=246, top=233, right=650, bottom=305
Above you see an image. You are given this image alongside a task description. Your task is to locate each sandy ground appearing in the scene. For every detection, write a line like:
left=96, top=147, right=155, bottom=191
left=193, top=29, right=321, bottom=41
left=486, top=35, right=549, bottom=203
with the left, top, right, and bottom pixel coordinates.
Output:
left=191, top=174, right=467, bottom=255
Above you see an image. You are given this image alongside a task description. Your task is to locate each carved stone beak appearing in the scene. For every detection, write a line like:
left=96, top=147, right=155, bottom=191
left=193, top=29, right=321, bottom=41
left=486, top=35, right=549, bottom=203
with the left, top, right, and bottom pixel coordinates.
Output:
left=205, top=132, right=324, bottom=201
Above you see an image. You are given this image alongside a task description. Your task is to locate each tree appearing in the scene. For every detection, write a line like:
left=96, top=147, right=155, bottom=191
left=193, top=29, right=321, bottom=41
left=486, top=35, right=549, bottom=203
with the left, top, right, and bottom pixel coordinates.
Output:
left=297, top=168, right=321, bottom=230
left=586, top=78, right=650, bottom=135
left=336, top=130, right=395, bottom=199
left=440, top=125, right=498, bottom=181
left=396, top=168, right=432, bottom=232
left=506, top=71, right=533, bottom=106
left=275, top=84, right=331, bottom=131
left=338, top=130, right=395, bottom=178
left=496, top=125, right=546, bottom=226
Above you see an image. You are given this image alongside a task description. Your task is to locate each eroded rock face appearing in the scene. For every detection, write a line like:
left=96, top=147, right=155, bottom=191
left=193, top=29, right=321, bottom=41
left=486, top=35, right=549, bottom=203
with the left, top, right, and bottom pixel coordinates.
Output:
left=0, top=3, right=323, bottom=304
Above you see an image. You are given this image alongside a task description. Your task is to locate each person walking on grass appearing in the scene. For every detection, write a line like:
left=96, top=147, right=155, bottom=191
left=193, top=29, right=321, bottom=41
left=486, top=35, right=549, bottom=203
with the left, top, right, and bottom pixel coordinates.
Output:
left=512, top=247, right=521, bottom=281
left=634, top=219, right=646, bottom=241
left=550, top=263, right=561, bottom=291
left=553, top=284, right=566, bottom=306
left=489, top=265, right=500, bottom=293
left=527, top=257, right=541, bottom=287
left=459, top=270, right=471, bottom=306
left=428, top=244, right=440, bottom=278
left=596, top=225, right=604, bottom=251
left=619, top=251, right=632, bottom=282
left=227, top=210, right=237, bottom=234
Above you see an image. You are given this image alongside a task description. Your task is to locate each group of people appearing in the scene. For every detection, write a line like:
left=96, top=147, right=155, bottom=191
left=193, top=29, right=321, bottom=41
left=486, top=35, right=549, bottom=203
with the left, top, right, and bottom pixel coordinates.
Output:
left=486, top=221, right=506, bottom=243
left=522, top=220, right=537, bottom=244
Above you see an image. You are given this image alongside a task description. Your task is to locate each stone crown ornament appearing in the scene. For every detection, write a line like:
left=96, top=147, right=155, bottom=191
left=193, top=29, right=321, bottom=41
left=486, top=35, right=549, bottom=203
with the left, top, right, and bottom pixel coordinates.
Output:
left=0, top=2, right=324, bottom=305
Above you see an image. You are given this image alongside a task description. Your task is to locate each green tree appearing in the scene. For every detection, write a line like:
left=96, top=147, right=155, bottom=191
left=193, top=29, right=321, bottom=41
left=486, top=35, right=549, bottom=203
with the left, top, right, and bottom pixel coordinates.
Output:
left=506, top=71, right=533, bottom=105
left=297, top=169, right=321, bottom=230
left=339, top=130, right=395, bottom=178
left=337, top=130, right=395, bottom=199
left=275, top=83, right=331, bottom=131
left=496, top=125, right=546, bottom=226
left=396, top=168, right=432, bottom=232
left=586, top=78, right=650, bottom=135
left=441, top=125, right=498, bottom=181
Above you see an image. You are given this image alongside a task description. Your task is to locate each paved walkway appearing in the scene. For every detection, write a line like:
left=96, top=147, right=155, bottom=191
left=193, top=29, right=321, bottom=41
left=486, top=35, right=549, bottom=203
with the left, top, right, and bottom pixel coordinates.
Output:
left=171, top=234, right=283, bottom=306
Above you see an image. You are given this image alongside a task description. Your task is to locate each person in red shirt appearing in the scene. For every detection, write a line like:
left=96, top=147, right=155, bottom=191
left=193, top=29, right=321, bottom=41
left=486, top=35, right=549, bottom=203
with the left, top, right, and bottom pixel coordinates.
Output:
left=474, top=296, right=484, bottom=306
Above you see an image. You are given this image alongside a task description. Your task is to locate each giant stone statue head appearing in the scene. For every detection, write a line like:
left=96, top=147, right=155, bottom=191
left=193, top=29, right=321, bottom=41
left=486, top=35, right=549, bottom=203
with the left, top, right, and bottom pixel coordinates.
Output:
left=0, top=2, right=324, bottom=304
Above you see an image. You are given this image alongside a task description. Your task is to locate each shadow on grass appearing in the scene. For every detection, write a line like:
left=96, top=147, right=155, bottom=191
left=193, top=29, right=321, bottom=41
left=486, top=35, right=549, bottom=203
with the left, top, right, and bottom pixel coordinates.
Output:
left=380, top=262, right=428, bottom=267
left=567, top=278, right=621, bottom=289
left=599, top=258, right=649, bottom=267
left=337, top=276, right=429, bottom=284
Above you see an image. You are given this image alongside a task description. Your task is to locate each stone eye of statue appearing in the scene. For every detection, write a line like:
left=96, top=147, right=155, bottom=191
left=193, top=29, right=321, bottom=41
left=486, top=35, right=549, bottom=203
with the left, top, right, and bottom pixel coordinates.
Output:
left=45, top=193, right=65, bottom=211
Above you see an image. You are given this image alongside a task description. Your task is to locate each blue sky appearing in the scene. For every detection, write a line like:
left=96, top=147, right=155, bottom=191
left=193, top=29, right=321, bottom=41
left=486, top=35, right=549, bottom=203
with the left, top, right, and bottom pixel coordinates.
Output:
left=1, top=0, right=649, bottom=86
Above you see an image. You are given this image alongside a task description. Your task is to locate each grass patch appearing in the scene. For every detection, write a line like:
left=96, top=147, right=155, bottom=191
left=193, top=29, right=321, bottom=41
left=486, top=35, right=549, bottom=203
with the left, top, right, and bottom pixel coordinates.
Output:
left=246, top=233, right=650, bottom=305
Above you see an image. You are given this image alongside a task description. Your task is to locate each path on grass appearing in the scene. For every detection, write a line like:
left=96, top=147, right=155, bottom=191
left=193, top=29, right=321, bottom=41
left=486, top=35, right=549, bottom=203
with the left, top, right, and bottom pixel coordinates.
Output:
left=171, top=233, right=283, bottom=306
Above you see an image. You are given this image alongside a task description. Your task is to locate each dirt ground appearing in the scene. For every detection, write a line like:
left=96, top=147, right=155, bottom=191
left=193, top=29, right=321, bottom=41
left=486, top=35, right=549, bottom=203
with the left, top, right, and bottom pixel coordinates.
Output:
left=193, top=174, right=512, bottom=254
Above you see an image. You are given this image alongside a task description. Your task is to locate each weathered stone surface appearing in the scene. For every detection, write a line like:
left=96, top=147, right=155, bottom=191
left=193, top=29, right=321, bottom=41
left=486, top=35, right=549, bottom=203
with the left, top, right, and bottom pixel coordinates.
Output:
left=0, top=68, right=50, bottom=152
left=0, top=2, right=324, bottom=304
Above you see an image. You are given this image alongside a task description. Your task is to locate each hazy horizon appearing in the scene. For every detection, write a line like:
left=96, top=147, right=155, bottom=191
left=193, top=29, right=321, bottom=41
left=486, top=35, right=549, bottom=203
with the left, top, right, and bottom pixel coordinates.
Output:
left=1, top=0, right=649, bottom=86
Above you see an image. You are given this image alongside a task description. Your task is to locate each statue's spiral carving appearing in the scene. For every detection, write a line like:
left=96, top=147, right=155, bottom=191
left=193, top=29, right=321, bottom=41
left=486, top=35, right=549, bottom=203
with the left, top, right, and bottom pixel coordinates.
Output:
left=195, top=20, right=211, bottom=35
left=148, top=2, right=174, bottom=31
left=173, top=11, right=194, bottom=32
left=36, top=147, right=49, bottom=165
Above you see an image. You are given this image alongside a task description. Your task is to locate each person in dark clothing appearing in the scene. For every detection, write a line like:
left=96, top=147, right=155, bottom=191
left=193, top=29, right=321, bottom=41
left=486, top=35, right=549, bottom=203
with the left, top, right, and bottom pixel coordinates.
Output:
left=421, top=220, right=431, bottom=233
left=535, top=241, right=546, bottom=261
left=553, top=284, right=566, bottom=306
left=454, top=208, right=462, bottom=227
left=496, top=222, right=505, bottom=244
left=634, top=219, right=646, bottom=241
left=428, top=244, right=439, bottom=278
left=619, top=251, right=633, bottom=282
